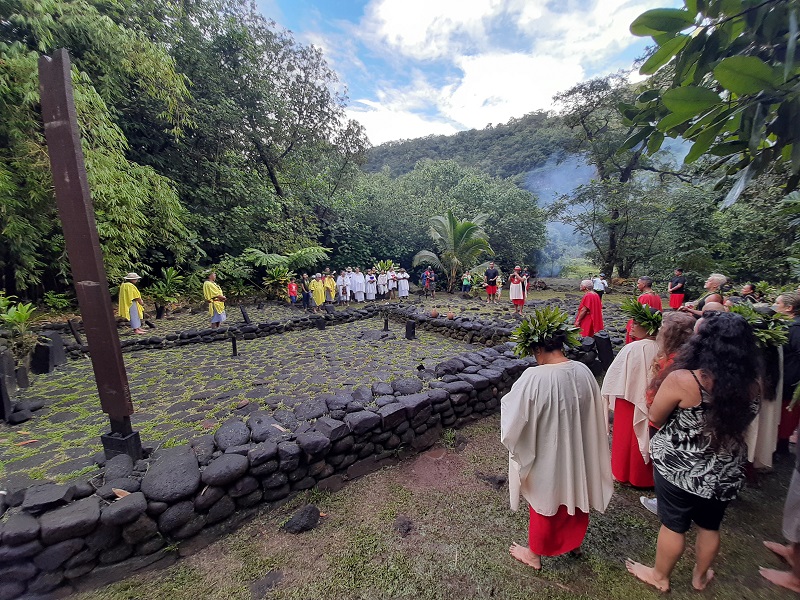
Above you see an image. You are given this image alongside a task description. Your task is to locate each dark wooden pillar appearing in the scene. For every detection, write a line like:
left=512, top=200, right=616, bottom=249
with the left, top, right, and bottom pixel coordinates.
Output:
left=38, top=48, right=142, bottom=460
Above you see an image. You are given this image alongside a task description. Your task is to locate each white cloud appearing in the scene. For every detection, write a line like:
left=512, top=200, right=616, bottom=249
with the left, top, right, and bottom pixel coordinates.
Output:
left=346, top=100, right=460, bottom=145
left=442, top=52, right=584, bottom=128
left=361, top=0, right=506, bottom=60
left=278, top=0, right=685, bottom=143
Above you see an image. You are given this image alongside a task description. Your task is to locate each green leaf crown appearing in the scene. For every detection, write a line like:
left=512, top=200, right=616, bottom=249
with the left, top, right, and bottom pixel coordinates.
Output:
left=727, top=303, right=789, bottom=348
left=620, top=298, right=663, bottom=336
left=511, top=306, right=581, bottom=357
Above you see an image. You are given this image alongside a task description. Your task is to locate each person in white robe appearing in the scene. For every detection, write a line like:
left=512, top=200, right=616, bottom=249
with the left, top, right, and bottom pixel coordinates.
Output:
left=387, top=268, right=398, bottom=299
left=602, top=336, right=659, bottom=486
left=336, top=270, right=348, bottom=305
left=352, top=267, right=366, bottom=302
left=501, top=308, right=613, bottom=570
left=377, top=271, right=388, bottom=299
left=344, top=267, right=355, bottom=302
left=746, top=346, right=783, bottom=469
left=365, top=269, right=377, bottom=301
left=397, top=268, right=410, bottom=298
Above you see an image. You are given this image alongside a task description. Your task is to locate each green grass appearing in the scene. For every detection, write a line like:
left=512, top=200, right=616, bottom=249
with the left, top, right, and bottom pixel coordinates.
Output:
left=71, top=415, right=795, bottom=600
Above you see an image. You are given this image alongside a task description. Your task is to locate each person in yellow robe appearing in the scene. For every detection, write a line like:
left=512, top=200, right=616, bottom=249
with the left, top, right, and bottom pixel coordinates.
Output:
left=309, top=273, right=325, bottom=313
left=203, top=272, right=227, bottom=328
left=323, top=273, right=336, bottom=304
left=118, top=273, right=146, bottom=334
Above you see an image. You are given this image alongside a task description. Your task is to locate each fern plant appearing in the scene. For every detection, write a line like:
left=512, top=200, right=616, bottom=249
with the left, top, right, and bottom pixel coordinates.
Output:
left=43, top=291, right=74, bottom=311
left=511, top=306, right=581, bottom=357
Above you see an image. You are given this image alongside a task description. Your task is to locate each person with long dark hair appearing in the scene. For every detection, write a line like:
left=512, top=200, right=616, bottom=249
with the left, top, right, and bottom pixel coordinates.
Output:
left=626, top=312, right=760, bottom=592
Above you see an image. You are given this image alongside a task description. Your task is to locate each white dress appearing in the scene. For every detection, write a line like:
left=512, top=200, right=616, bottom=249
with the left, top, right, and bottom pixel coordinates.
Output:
left=377, top=273, right=388, bottom=295
left=397, top=272, right=410, bottom=297
left=387, top=270, right=398, bottom=290
left=501, top=361, right=613, bottom=516
left=353, top=272, right=366, bottom=302
left=365, top=275, right=377, bottom=300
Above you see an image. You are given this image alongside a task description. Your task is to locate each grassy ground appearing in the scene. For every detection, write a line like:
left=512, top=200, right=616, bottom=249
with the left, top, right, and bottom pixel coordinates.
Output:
left=74, top=415, right=793, bottom=600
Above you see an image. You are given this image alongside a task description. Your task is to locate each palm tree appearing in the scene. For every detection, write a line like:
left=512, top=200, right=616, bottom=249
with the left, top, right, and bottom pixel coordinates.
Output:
left=413, top=211, right=494, bottom=293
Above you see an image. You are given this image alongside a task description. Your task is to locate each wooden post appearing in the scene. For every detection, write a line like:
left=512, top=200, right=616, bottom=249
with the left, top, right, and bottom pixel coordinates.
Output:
left=39, top=49, right=142, bottom=460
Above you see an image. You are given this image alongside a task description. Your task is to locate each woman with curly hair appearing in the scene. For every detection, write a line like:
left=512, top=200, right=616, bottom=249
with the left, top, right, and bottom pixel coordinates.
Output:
left=627, top=312, right=759, bottom=592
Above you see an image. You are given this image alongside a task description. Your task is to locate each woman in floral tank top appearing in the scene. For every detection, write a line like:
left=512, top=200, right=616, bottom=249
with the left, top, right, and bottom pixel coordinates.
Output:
left=627, top=312, right=759, bottom=593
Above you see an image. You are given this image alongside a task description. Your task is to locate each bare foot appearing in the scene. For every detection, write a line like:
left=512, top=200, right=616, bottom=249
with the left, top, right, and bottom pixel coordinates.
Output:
left=509, top=543, right=541, bottom=570
left=692, top=567, right=714, bottom=590
left=133, top=328, right=146, bottom=334
left=764, top=541, right=796, bottom=567
left=625, top=559, right=670, bottom=592
left=760, top=567, right=800, bottom=592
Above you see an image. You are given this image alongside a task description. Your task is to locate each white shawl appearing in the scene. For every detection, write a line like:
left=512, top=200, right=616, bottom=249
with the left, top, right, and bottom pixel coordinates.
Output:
left=501, top=361, right=613, bottom=516
left=601, top=338, right=658, bottom=464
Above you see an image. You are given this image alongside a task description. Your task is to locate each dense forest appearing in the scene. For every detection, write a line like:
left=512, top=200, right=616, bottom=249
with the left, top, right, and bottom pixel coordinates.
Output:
left=363, top=112, right=580, bottom=180
left=0, top=0, right=549, bottom=300
left=1, top=0, right=798, bottom=303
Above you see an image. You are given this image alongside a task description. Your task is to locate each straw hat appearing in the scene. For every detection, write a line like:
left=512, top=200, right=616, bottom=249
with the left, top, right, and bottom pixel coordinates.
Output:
left=123, top=273, right=141, bottom=280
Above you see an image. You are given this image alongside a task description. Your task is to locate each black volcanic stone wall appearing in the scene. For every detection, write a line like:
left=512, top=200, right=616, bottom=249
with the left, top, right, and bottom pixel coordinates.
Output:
left=0, top=340, right=537, bottom=599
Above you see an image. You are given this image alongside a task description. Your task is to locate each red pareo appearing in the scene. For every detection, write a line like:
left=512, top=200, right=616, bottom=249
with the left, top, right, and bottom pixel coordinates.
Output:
left=625, top=293, right=664, bottom=343
left=668, top=294, right=684, bottom=309
left=576, top=291, right=604, bottom=337
left=528, top=505, right=589, bottom=556
left=611, top=399, right=655, bottom=488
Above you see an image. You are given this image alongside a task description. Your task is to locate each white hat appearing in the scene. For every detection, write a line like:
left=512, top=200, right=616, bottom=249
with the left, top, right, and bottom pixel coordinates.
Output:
left=123, top=273, right=141, bottom=280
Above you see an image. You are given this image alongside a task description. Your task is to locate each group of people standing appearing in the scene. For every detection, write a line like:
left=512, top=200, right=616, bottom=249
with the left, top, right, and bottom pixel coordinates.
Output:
left=297, top=267, right=412, bottom=312
left=507, top=270, right=800, bottom=593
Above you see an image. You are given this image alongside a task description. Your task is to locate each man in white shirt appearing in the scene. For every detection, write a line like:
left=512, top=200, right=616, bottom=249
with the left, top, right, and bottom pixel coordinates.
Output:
left=592, top=273, right=608, bottom=300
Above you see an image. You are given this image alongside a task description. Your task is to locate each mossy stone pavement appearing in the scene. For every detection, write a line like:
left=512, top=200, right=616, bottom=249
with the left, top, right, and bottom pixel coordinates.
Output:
left=1, top=300, right=478, bottom=488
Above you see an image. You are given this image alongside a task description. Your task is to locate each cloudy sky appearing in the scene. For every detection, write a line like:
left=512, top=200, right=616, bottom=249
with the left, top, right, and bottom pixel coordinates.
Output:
left=256, top=0, right=679, bottom=146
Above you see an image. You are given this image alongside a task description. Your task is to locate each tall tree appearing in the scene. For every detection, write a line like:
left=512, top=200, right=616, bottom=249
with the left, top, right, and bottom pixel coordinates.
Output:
left=0, top=0, right=191, bottom=293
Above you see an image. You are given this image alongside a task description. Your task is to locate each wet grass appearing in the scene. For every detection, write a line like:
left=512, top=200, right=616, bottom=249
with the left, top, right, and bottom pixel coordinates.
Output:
left=73, top=414, right=792, bottom=600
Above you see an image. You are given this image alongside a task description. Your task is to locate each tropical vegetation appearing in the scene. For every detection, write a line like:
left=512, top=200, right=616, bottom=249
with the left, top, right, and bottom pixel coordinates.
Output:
left=412, top=211, right=494, bottom=293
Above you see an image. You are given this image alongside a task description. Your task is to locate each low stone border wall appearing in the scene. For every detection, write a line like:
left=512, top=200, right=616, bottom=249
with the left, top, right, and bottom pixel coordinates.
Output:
left=0, top=343, right=534, bottom=599
left=65, top=305, right=386, bottom=358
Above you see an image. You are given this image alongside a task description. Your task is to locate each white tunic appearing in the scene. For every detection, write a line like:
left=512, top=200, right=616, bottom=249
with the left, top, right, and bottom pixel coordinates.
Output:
left=387, top=270, right=398, bottom=290
left=377, top=273, right=388, bottom=294
left=352, top=272, right=366, bottom=301
left=365, top=275, right=377, bottom=299
left=509, top=277, right=526, bottom=301
left=501, top=361, right=613, bottom=516
left=397, top=272, right=410, bottom=297
left=601, top=338, right=659, bottom=463
left=336, top=275, right=347, bottom=296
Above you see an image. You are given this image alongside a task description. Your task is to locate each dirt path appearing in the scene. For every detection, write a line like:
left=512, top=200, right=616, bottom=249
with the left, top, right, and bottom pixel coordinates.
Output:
left=75, top=415, right=793, bottom=600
